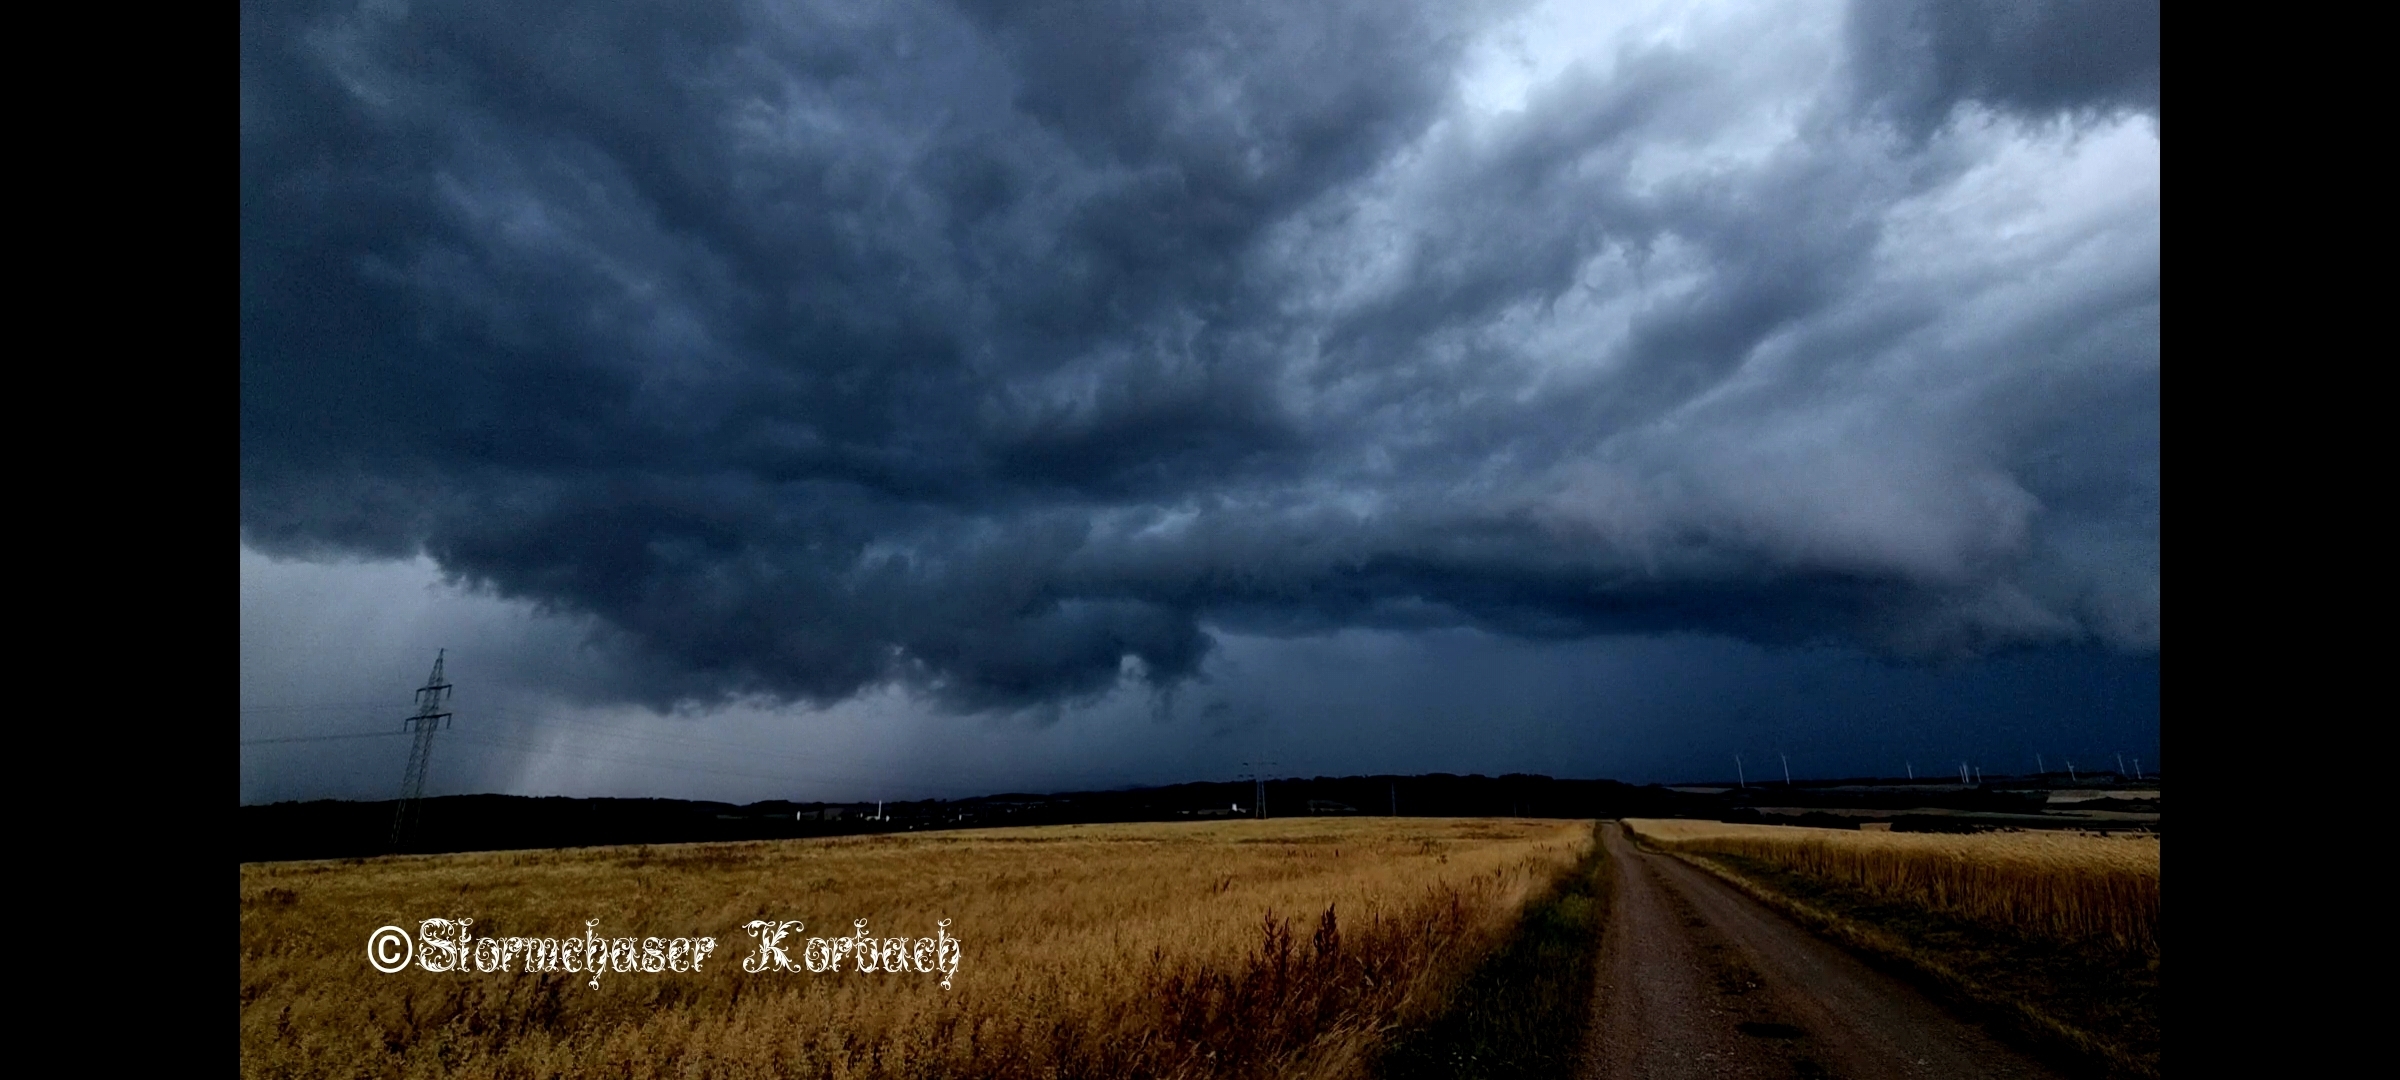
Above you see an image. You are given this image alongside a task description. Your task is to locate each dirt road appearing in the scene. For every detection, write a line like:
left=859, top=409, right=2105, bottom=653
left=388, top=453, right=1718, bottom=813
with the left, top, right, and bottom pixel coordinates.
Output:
left=1583, top=823, right=2061, bottom=1080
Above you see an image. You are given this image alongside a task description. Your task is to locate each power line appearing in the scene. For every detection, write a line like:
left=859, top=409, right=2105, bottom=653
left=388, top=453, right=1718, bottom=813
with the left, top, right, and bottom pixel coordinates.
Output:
left=246, top=699, right=1014, bottom=786
left=1242, top=760, right=1277, bottom=819
left=243, top=724, right=911, bottom=791
left=242, top=707, right=849, bottom=767
left=238, top=701, right=400, bottom=714
left=240, top=731, right=409, bottom=746
left=389, top=651, right=454, bottom=851
left=473, top=708, right=1002, bottom=786
left=245, top=715, right=990, bottom=791
left=447, top=734, right=847, bottom=788
left=244, top=721, right=943, bottom=790
left=240, top=690, right=1042, bottom=797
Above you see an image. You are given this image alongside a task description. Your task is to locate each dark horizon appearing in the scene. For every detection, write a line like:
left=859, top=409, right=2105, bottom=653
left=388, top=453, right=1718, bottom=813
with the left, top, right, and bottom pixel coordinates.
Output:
left=241, top=757, right=2166, bottom=811
left=237, top=765, right=2160, bottom=862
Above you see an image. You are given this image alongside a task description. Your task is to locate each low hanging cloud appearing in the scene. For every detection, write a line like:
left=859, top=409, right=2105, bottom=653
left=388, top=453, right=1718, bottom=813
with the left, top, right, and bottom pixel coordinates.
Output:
left=1849, top=0, right=2161, bottom=134
left=241, top=0, right=2159, bottom=715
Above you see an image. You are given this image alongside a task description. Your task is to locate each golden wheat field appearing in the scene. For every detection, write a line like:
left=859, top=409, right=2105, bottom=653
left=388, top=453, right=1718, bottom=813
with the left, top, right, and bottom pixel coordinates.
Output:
left=239, top=818, right=1589, bottom=1080
left=1621, top=819, right=2158, bottom=952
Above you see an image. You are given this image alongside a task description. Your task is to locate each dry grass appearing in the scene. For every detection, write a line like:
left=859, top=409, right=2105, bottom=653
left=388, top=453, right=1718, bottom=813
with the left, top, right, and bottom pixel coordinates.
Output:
left=1620, top=819, right=2157, bottom=952
left=240, top=818, right=1589, bottom=1080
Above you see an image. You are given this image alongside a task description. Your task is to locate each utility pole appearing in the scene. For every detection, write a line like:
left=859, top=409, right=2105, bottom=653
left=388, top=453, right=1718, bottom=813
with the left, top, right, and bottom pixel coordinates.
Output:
left=1906, top=762, right=1913, bottom=780
left=1781, top=753, right=1792, bottom=786
left=2132, top=758, right=2142, bottom=780
left=1735, top=755, right=1746, bottom=788
left=2067, top=760, right=2077, bottom=782
left=388, top=650, right=454, bottom=852
left=2116, top=753, right=2127, bottom=779
left=1390, top=780, right=1398, bottom=816
left=2037, top=753, right=2045, bottom=777
left=1244, top=761, right=1277, bottom=819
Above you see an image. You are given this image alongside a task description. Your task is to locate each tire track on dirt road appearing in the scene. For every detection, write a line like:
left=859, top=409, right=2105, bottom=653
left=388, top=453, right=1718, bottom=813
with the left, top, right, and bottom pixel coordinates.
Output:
left=1582, top=822, right=2062, bottom=1080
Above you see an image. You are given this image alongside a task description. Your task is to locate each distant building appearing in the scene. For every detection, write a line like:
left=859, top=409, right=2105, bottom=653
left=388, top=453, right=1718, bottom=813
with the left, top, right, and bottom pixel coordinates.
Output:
left=1307, top=799, right=1359, bottom=815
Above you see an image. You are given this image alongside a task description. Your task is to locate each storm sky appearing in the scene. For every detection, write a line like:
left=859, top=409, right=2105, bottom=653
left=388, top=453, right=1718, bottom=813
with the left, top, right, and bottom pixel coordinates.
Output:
left=240, top=0, right=2160, bottom=805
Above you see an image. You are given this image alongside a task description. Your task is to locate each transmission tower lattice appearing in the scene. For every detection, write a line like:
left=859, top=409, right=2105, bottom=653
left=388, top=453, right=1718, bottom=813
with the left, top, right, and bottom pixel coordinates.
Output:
left=388, top=650, right=454, bottom=850
left=1243, top=760, right=1278, bottom=819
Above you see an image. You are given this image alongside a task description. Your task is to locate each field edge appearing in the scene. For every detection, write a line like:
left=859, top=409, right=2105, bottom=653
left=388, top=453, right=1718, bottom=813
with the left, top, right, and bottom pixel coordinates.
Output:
left=1622, top=826, right=2156, bottom=1080
left=1374, top=821, right=1613, bottom=1080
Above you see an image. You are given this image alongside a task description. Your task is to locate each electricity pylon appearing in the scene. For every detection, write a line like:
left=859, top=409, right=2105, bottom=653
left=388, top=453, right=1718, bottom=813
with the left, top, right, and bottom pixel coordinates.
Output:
left=388, top=650, right=454, bottom=851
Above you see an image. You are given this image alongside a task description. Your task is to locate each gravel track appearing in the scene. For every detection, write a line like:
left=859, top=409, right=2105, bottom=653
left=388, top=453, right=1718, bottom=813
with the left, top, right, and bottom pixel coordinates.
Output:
left=1582, top=822, right=2062, bottom=1080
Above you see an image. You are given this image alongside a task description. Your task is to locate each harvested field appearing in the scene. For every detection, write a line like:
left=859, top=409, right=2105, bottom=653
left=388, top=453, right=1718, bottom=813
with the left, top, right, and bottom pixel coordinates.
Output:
left=239, top=818, right=1588, bottom=1080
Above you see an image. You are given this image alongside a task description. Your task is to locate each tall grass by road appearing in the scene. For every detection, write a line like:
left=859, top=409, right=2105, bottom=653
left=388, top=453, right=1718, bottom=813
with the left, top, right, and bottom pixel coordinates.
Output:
left=1379, top=824, right=1612, bottom=1079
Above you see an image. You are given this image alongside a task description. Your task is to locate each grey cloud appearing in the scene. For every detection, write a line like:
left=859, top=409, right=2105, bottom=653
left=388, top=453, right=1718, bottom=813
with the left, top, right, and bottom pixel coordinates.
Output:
left=242, top=0, right=2158, bottom=715
left=1848, top=0, right=2161, bottom=134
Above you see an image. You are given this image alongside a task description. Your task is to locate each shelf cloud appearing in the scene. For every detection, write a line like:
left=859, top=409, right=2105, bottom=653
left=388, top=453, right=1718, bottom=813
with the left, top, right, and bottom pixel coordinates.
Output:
left=242, top=0, right=2158, bottom=719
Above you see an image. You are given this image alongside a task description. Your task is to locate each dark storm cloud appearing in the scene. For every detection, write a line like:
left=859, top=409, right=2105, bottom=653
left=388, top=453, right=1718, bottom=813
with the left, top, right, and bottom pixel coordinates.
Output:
left=242, top=0, right=2159, bottom=714
left=1848, top=0, right=2161, bottom=133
